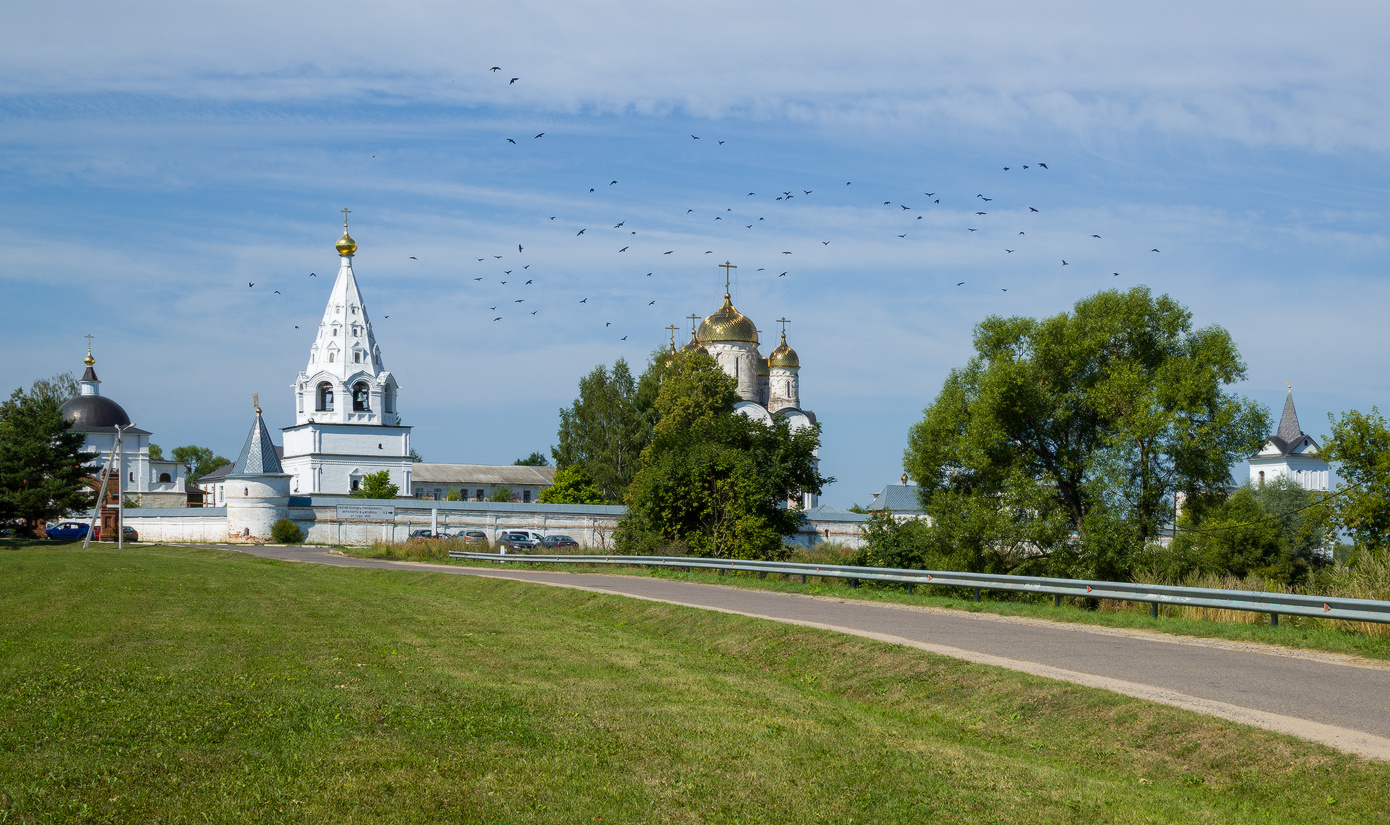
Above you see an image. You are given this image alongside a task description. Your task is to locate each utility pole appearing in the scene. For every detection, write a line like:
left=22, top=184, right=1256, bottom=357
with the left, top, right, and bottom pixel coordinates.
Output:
left=115, top=424, right=128, bottom=550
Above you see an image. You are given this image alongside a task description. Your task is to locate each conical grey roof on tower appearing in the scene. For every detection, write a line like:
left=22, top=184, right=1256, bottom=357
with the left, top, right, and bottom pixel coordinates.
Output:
left=231, top=408, right=284, bottom=475
left=1275, top=390, right=1303, bottom=445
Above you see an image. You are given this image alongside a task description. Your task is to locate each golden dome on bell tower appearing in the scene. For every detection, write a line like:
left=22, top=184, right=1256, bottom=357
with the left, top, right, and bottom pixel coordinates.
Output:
left=335, top=207, right=357, bottom=257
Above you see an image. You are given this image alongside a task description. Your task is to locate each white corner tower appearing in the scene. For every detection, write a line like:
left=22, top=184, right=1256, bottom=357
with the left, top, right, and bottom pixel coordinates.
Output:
left=280, top=211, right=413, bottom=496
left=1249, top=386, right=1330, bottom=492
left=225, top=399, right=293, bottom=541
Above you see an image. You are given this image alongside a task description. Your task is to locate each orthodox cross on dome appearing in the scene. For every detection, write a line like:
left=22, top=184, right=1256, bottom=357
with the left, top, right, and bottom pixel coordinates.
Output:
left=687, top=313, right=701, bottom=333
left=665, top=324, right=679, bottom=347
left=83, top=333, right=95, bottom=366
left=253, top=393, right=261, bottom=415
left=777, top=317, right=790, bottom=336
left=719, top=260, right=737, bottom=293
left=341, top=207, right=351, bottom=230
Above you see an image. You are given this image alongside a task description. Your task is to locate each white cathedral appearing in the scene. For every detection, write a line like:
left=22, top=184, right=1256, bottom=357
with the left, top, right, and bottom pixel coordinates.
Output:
left=280, top=216, right=414, bottom=496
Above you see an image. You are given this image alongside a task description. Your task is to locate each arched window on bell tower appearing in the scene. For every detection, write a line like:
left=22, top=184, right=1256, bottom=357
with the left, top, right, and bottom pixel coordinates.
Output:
left=352, top=381, right=371, bottom=412
left=317, top=382, right=335, bottom=411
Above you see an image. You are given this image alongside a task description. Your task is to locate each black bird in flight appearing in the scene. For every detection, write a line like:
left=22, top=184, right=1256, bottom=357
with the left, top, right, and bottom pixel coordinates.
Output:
left=902, top=205, right=910, bottom=210
left=494, top=317, right=502, bottom=321
left=1004, top=167, right=1010, bottom=171
left=534, top=133, right=544, bottom=139
left=1151, top=248, right=1161, bottom=252
left=719, top=140, right=724, bottom=145
left=477, top=257, right=485, bottom=261
left=924, top=192, right=935, bottom=196
left=615, top=221, right=625, bottom=228
left=782, top=251, right=792, bottom=254
left=645, top=272, right=652, bottom=277
left=976, top=211, right=987, bottom=215
left=514, top=299, right=524, bottom=303
left=577, top=229, right=586, bottom=235
left=621, top=336, right=627, bottom=340
left=691, top=135, right=699, bottom=139
left=384, top=315, right=389, bottom=319
left=823, top=241, right=830, bottom=245
left=509, top=77, right=518, bottom=84
left=531, top=310, right=538, bottom=315
left=1038, top=163, right=1048, bottom=169
left=804, top=190, right=812, bottom=194
left=1029, top=207, right=1039, bottom=212
left=490, top=66, right=501, bottom=71
left=648, top=300, right=655, bottom=305
left=506, top=138, right=515, bottom=144
left=580, top=298, right=588, bottom=303
left=1005, top=249, right=1014, bottom=253
left=473, top=277, right=483, bottom=281
left=409, top=256, right=417, bottom=260
left=525, top=279, right=533, bottom=284
left=494, top=255, right=502, bottom=259
left=610, top=180, right=617, bottom=185
left=967, top=228, right=977, bottom=232
left=664, top=250, right=673, bottom=254
left=619, top=247, right=629, bottom=252
left=1061, top=260, right=1069, bottom=266
left=1091, top=235, right=1101, bottom=239
left=606, top=322, right=611, bottom=327
left=956, top=282, right=965, bottom=286
left=505, top=270, right=511, bottom=275
left=1114, top=272, right=1120, bottom=277
left=309, top=272, right=316, bottom=276
left=779, top=271, right=787, bottom=277
left=550, top=217, right=555, bottom=220
left=248, top=282, right=254, bottom=287
left=898, top=234, right=907, bottom=238
left=518, top=244, right=523, bottom=252
left=295, top=325, right=299, bottom=329
left=274, top=290, right=281, bottom=294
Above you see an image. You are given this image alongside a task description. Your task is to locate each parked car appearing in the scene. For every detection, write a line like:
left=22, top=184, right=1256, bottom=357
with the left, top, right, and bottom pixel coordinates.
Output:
left=409, top=529, right=439, bottom=539
left=44, top=522, right=90, bottom=540
left=457, top=530, right=488, bottom=545
left=495, top=531, right=540, bottom=551
left=540, top=534, right=578, bottom=549
left=92, top=525, right=139, bottom=542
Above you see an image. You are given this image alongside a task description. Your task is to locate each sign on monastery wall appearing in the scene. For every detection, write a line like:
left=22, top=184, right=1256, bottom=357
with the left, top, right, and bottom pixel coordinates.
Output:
left=336, top=503, right=396, bottom=521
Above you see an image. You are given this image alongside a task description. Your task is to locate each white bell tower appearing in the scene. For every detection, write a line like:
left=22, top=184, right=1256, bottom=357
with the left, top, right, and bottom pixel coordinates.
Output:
left=280, top=211, right=413, bottom=496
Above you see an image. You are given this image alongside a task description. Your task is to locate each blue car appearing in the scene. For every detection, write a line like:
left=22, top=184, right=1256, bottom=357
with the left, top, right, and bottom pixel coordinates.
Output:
left=45, top=521, right=90, bottom=540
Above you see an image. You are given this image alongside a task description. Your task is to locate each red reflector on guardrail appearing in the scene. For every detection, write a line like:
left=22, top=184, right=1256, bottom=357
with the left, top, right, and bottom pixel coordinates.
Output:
left=1325, top=604, right=1332, bottom=612
left=1086, top=585, right=1093, bottom=592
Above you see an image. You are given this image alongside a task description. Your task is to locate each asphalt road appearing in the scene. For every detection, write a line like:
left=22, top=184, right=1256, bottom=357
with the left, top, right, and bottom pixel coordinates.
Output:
left=217, top=544, right=1390, bottom=760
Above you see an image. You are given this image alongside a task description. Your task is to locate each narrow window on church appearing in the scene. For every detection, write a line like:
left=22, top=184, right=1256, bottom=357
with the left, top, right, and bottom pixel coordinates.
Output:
left=476, top=489, right=484, bottom=500
left=329, top=352, right=335, bottom=363
left=1258, top=471, right=1265, bottom=485
left=523, top=490, right=531, bottom=503
left=352, top=382, right=370, bottom=412
left=353, top=351, right=361, bottom=364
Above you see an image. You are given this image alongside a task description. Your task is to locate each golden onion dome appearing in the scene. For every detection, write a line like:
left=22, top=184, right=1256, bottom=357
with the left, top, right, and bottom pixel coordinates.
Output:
left=681, top=331, right=709, bottom=355
left=698, top=293, right=758, bottom=344
left=83, top=345, right=95, bottom=367
left=336, top=229, right=357, bottom=257
left=768, top=332, right=800, bottom=369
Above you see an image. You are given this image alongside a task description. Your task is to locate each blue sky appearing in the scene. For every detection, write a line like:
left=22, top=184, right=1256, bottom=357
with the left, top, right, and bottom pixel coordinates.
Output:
left=3, top=1, right=1388, bottom=506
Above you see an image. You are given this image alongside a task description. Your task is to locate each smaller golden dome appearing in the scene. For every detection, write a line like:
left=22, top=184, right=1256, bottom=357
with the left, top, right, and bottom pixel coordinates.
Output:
left=698, top=293, right=758, bottom=344
left=83, top=345, right=95, bottom=367
left=768, top=332, right=799, bottom=369
left=336, top=230, right=357, bottom=257
left=681, top=331, right=709, bottom=355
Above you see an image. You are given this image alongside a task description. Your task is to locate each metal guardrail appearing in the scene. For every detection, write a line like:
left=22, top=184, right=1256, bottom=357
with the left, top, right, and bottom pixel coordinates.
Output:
left=448, top=551, right=1390, bottom=626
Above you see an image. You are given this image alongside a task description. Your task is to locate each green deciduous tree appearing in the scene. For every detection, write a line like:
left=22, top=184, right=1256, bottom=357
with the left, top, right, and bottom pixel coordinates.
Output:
left=617, top=353, right=829, bottom=559
left=28, top=373, right=77, bottom=405
left=149, top=443, right=164, bottom=461
left=553, top=357, right=666, bottom=502
left=487, top=486, right=515, bottom=503
left=1324, top=407, right=1390, bottom=554
left=538, top=465, right=605, bottom=505
left=513, top=452, right=548, bottom=466
left=350, top=471, right=399, bottom=499
left=905, top=287, right=1269, bottom=580
left=0, top=387, right=100, bottom=535
left=171, top=445, right=231, bottom=483
left=1159, top=477, right=1329, bottom=585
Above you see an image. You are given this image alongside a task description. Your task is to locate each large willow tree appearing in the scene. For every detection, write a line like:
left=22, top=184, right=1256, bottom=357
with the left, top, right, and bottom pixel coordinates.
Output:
left=904, top=287, right=1269, bottom=580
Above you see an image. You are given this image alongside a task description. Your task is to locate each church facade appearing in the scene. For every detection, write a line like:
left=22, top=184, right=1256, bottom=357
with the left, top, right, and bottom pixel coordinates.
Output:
left=280, top=216, right=415, bottom=496
left=1249, top=388, right=1331, bottom=492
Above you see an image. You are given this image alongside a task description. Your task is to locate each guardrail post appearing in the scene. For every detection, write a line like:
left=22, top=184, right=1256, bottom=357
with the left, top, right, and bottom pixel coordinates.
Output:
left=1053, top=594, right=1061, bottom=607
left=800, top=574, right=806, bottom=584
left=1151, top=602, right=1158, bottom=619
left=1270, top=613, right=1278, bottom=628
left=974, top=588, right=981, bottom=603
left=759, top=571, right=766, bottom=580
left=907, top=583, right=915, bottom=594
left=850, top=578, right=859, bottom=589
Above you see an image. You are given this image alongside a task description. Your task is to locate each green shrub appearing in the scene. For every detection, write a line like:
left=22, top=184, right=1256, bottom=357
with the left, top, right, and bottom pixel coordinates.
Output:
left=271, top=518, right=305, bottom=544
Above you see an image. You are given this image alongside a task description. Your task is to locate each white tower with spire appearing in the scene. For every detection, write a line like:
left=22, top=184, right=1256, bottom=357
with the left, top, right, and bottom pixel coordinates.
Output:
left=1249, top=386, right=1330, bottom=492
left=280, top=212, right=413, bottom=496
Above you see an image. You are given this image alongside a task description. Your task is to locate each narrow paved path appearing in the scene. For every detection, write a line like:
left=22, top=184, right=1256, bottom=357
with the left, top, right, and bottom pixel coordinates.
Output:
left=217, top=544, right=1390, bottom=760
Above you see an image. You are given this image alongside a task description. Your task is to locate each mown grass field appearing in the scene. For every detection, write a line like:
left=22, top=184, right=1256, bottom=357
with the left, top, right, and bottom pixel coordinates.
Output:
left=3, top=542, right=1389, bottom=824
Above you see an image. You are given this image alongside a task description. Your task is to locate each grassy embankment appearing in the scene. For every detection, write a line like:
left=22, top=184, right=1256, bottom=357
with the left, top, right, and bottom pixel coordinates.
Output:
left=3, top=542, right=1389, bottom=823
left=350, top=538, right=1390, bottom=662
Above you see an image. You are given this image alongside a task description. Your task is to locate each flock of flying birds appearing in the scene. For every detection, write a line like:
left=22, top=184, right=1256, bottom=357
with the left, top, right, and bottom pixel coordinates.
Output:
left=249, top=65, right=1167, bottom=345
